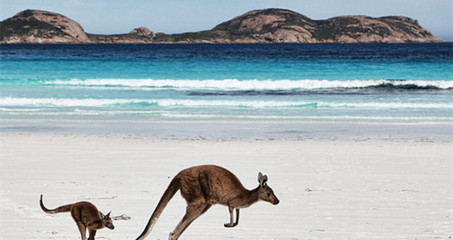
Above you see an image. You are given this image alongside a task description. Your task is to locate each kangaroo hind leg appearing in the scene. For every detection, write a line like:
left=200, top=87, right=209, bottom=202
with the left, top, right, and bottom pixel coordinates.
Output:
left=169, top=201, right=211, bottom=240
left=76, top=221, right=87, bottom=240
left=88, top=230, right=97, bottom=240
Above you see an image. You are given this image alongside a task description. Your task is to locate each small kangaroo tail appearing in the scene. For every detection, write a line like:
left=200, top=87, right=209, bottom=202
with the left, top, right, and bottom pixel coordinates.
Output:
left=40, top=194, right=72, bottom=214
left=136, top=176, right=180, bottom=240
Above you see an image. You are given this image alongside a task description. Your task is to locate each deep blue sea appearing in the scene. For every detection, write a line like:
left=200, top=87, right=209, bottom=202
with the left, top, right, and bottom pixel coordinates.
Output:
left=1, top=43, right=452, bottom=124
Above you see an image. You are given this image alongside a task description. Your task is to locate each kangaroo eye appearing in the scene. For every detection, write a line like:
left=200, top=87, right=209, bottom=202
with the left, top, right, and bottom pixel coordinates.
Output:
left=267, top=193, right=271, bottom=197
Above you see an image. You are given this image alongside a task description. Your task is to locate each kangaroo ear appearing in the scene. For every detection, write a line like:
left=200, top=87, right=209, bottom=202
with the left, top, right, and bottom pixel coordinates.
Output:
left=106, top=211, right=111, bottom=217
left=258, top=172, right=268, bottom=187
left=100, top=211, right=105, bottom=218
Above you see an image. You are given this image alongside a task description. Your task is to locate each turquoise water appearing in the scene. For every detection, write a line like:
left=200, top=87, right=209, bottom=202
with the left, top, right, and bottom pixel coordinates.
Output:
left=1, top=43, right=452, bottom=123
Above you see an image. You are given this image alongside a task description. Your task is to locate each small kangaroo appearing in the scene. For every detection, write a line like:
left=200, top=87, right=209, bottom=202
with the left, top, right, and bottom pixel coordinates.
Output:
left=136, top=165, right=279, bottom=240
left=40, top=194, right=115, bottom=240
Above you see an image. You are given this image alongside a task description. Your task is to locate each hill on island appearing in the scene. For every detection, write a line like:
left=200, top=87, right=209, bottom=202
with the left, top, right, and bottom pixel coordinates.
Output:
left=0, top=8, right=442, bottom=44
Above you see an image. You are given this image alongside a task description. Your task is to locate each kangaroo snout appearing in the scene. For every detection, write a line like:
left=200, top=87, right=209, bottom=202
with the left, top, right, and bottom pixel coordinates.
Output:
left=273, top=198, right=280, bottom=205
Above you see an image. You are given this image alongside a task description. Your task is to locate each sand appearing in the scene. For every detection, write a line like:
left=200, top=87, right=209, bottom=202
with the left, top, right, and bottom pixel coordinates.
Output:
left=0, top=133, right=452, bottom=239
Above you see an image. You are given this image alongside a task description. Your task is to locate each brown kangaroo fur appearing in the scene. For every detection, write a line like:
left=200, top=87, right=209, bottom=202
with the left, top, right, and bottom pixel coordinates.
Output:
left=136, top=165, right=279, bottom=240
left=40, top=194, right=114, bottom=240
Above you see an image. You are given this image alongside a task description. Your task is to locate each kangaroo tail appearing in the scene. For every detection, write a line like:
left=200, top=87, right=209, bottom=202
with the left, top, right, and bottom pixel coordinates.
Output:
left=136, top=176, right=181, bottom=240
left=40, top=194, right=72, bottom=214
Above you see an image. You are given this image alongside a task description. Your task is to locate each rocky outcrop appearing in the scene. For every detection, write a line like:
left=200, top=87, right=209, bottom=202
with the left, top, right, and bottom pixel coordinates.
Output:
left=207, top=9, right=317, bottom=43
left=0, top=9, right=89, bottom=43
left=199, top=9, right=442, bottom=43
left=129, top=27, right=154, bottom=37
left=0, top=8, right=442, bottom=44
left=313, top=15, right=442, bottom=43
left=87, top=26, right=156, bottom=43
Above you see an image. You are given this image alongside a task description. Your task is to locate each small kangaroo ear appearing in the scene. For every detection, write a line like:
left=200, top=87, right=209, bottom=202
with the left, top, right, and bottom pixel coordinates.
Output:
left=258, top=172, right=268, bottom=187
left=100, top=211, right=105, bottom=218
left=106, top=211, right=111, bottom=217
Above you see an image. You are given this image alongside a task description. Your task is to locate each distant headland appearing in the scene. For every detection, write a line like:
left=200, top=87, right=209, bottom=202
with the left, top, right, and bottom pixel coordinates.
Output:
left=0, top=8, right=442, bottom=44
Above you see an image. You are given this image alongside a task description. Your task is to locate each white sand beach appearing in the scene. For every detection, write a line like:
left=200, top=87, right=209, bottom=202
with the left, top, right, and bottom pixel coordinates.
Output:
left=0, top=132, right=451, bottom=239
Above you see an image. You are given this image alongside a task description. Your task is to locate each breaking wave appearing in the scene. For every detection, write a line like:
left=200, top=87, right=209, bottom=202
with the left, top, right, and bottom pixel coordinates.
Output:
left=42, top=79, right=453, bottom=91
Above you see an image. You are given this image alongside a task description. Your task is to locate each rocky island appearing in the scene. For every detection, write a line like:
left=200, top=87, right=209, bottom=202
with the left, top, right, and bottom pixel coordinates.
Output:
left=0, top=8, right=442, bottom=44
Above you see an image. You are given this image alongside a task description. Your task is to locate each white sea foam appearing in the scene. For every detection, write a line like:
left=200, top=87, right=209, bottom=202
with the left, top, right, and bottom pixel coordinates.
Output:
left=159, top=113, right=453, bottom=121
left=1, top=97, right=452, bottom=109
left=0, top=97, right=139, bottom=107
left=43, top=79, right=453, bottom=90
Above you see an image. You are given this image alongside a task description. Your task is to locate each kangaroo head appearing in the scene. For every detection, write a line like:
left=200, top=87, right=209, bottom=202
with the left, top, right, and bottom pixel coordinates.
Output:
left=100, top=211, right=115, bottom=230
left=257, top=172, right=279, bottom=205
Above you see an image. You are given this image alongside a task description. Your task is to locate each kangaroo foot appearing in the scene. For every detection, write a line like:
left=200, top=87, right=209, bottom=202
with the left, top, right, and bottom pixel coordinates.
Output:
left=224, top=223, right=238, bottom=228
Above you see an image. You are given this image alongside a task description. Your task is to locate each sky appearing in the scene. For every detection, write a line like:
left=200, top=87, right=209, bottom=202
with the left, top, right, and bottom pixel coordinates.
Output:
left=1, top=0, right=452, bottom=41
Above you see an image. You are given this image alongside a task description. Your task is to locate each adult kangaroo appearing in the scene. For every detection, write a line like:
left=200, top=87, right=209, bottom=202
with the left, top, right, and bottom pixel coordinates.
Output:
left=40, top=195, right=114, bottom=240
left=136, top=165, right=279, bottom=240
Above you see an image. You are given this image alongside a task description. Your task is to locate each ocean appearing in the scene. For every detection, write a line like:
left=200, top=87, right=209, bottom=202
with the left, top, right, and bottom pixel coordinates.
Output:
left=1, top=43, right=452, bottom=138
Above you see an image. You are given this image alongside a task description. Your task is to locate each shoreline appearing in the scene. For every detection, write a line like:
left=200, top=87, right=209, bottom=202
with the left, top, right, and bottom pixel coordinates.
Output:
left=1, top=42, right=449, bottom=45
left=1, top=119, right=452, bottom=142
